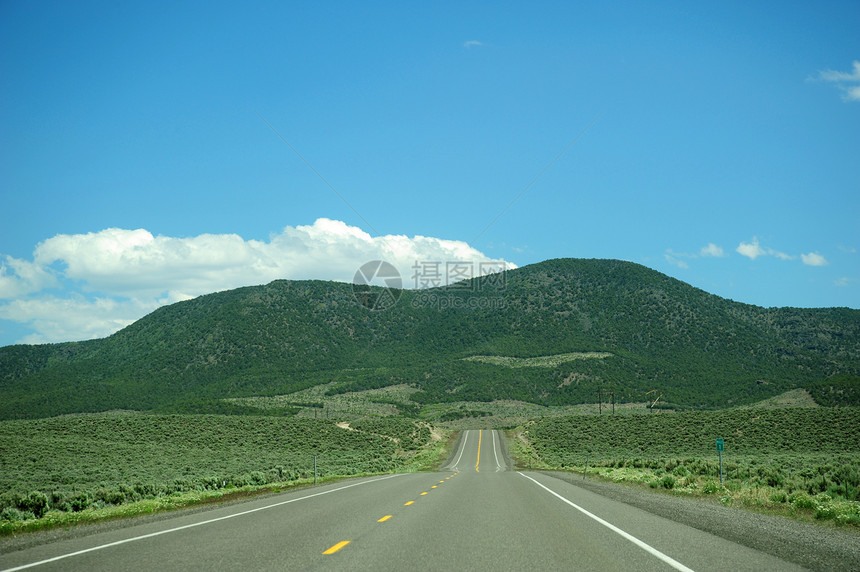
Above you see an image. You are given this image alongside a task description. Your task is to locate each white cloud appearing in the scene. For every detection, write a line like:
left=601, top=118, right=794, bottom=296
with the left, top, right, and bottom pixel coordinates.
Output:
left=699, top=243, right=725, bottom=257
left=0, top=256, right=57, bottom=299
left=834, top=277, right=850, bottom=287
left=817, top=60, right=860, bottom=82
left=772, top=250, right=796, bottom=261
left=736, top=237, right=767, bottom=260
left=736, top=237, right=796, bottom=261
left=815, top=60, right=860, bottom=102
left=664, top=243, right=725, bottom=267
left=0, top=294, right=168, bottom=345
left=0, top=219, right=516, bottom=344
left=801, top=252, right=828, bottom=267
left=463, top=40, right=483, bottom=48
left=664, top=253, right=688, bottom=269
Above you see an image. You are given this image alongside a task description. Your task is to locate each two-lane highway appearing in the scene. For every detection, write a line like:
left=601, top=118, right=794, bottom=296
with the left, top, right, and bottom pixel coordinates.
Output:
left=1, top=430, right=805, bottom=571
left=442, top=428, right=508, bottom=473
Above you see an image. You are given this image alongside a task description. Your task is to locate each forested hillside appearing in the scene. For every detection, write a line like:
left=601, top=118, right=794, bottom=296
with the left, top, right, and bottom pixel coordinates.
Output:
left=1, top=259, right=858, bottom=419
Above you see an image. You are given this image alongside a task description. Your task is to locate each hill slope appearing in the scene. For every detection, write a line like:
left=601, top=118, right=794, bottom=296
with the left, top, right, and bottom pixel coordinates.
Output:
left=1, top=259, right=858, bottom=418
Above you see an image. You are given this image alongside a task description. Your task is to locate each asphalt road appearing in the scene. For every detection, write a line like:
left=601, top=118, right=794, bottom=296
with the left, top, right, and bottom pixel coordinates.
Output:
left=0, top=430, right=811, bottom=571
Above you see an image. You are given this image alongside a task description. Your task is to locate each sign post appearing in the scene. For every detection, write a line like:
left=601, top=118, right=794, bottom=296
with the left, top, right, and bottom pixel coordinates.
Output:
left=716, top=438, right=724, bottom=485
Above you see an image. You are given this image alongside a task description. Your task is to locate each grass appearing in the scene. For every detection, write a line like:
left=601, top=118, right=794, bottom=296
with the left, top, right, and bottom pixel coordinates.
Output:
left=511, top=408, right=860, bottom=528
left=0, top=412, right=449, bottom=536
left=0, top=473, right=363, bottom=537
left=577, top=462, right=860, bottom=528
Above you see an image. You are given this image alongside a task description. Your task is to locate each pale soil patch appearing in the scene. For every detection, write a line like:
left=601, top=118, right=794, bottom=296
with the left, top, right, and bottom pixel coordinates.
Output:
left=225, top=383, right=419, bottom=418
left=425, top=422, right=444, bottom=442
left=744, top=389, right=819, bottom=409
left=422, top=399, right=657, bottom=429
left=462, top=352, right=613, bottom=368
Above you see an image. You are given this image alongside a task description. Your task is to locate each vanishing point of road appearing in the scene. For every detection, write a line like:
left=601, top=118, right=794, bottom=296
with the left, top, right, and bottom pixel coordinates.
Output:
left=0, top=430, right=835, bottom=571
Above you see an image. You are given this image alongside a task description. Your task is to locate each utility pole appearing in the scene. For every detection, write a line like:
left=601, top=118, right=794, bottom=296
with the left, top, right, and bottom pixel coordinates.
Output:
left=611, top=392, right=615, bottom=415
left=597, top=389, right=602, bottom=415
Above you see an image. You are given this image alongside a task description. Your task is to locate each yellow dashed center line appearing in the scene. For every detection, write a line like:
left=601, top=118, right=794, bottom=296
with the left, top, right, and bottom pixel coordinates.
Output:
left=323, top=541, right=350, bottom=555
left=325, top=473, right=463, bottom=556
left=476, top=429, right=482, bottom=472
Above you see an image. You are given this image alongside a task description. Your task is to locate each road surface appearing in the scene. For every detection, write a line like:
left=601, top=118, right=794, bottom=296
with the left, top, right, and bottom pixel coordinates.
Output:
left=0, top=430, right=813, bottom=570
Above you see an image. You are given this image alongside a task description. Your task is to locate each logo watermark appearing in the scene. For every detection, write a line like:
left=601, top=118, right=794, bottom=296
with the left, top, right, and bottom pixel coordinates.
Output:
left=410, top=291, right=507, bottom=310
left=411, top=260, right=508, bottom=290
left=352, top=260, right=402, bottom=311
left=352, top=259, right=508, bottom=311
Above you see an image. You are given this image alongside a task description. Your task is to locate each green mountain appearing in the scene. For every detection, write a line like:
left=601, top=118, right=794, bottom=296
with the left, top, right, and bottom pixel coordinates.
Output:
left=1, top=258, right=858, bottom=419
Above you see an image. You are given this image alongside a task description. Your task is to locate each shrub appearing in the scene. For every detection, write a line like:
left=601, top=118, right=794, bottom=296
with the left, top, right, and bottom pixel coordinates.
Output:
left=231, top=474, right=250, bottom=487
left=1, top=507, right=26, bottom=521
left=68, top=492, right=90, bottom=512
left=133, top=483, right=159, bottom=497
left=21, top=491, right=49, bottom=519
left=660, top=475, right=676, bottom=489
left=118, top=483, right=140, bottom=502
left=818, top=503, right=860, bottom=525
left=702, top=481, right=720, bottom=494
left=96, top=488, right=125, bottom=506
left=808, top=474, right=828, bottom=494
left=0, top=492, right=21, bottom=512
left=758, top=466, right=784, bottom=488
left=672, top=465, right=690, bottom=478
left=789, top=492, right=817, bottom=510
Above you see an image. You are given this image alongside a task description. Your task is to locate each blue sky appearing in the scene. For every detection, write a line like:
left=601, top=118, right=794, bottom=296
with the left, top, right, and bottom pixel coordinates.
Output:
left=1, top=0, right=858, bottom=346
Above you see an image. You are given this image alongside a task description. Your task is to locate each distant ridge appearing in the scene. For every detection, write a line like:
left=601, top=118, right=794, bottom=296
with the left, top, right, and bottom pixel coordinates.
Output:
left=1, top=258, right=858, bottom=418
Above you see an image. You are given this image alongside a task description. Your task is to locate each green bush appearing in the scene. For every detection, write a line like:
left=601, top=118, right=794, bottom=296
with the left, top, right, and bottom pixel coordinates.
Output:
left=68, top=492, right=90, bottom=512
left=789, top=492, right=817, bottom=510
left=815, top=502, right=860, bottom=525
left=21, top=492, right=48, bottom=519
left=96, top=488, right=125, bottom=506
left=1, top=507, right=26, bottom=521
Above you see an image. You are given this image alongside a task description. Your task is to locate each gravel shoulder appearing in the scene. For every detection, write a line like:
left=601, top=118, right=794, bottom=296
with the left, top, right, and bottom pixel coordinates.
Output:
left=542, top=470, right=860, bottom=571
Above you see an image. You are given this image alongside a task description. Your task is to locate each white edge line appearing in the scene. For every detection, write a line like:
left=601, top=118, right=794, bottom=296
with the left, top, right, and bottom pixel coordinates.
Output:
left=1, top=474, right=404, bottom=572
left=450, top=430, right=469, bottom=472
left=518, top=472, right=695, bottom=572
left=491, top=430, right=502, bottom=471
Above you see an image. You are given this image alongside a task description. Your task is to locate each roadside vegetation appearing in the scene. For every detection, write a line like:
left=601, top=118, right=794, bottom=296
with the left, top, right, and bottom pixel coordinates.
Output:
left=0, top=412, right=448, bottom=535
left=513, top=408, right=860, bottom=527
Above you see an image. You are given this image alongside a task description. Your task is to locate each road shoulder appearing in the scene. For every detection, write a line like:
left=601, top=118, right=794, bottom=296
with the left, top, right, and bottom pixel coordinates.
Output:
left=538, top=470, right=860, bottom=571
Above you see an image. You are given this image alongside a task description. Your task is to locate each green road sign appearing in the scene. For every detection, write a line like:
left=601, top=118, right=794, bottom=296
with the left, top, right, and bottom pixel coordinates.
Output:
left=716, top=438, right=724, bottom=452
